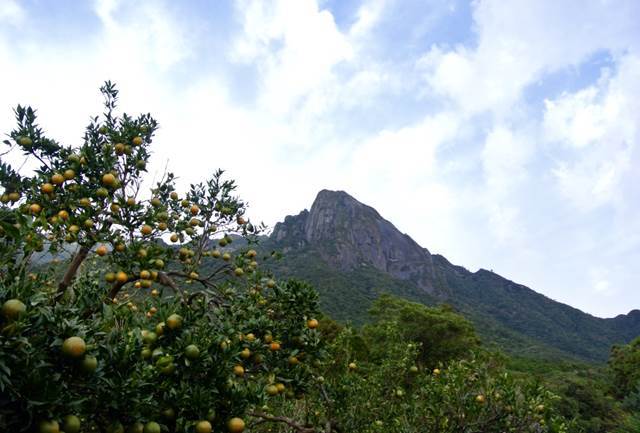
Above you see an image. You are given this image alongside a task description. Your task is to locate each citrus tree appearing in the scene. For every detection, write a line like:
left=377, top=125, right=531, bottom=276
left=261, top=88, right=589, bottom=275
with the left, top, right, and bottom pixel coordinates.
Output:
left=0, top=83, right=324, bottom=433
left=252, top=302, right=573, bottom=433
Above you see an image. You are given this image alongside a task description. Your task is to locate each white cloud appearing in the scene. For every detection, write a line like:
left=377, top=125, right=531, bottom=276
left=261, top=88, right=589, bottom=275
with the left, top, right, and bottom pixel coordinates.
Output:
left=418, top=0, right=640, bottom=115
left=544, top=54, right=640, bottom=210
left=1, top=0, right=640, bottom=318
left=231, top=0, right=353, bottom=116
left=0, top=0, right=24, bottom=24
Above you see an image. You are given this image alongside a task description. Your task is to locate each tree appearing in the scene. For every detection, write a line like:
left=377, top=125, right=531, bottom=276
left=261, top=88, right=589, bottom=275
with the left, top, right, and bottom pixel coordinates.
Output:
left=367, top=294, right=479, bottom=366
left=609, top=337, right=640, bottom=400
left=0, top=83, right=324, bottom=432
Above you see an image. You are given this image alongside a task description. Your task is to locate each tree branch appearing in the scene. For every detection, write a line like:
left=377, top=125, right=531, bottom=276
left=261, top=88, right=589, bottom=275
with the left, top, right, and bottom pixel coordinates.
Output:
left=57, top=245, right=90, bottom=296
left=249, top=412, right=315, bottom=433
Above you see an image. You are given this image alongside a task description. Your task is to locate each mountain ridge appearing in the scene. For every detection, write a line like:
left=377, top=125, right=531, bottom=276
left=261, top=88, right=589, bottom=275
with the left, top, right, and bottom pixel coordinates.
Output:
left=266, top=189, right=640, bottom=362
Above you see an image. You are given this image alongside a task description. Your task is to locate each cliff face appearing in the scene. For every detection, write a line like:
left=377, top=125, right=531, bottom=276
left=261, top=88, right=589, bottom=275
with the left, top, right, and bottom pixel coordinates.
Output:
left=268, top=189, right=640, bottom=362
left=273, top=190, right=438, bottom=294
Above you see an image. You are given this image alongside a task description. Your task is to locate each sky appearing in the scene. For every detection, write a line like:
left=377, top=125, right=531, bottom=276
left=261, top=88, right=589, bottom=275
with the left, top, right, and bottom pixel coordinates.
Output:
left=0, top=0, right=639, bottom=318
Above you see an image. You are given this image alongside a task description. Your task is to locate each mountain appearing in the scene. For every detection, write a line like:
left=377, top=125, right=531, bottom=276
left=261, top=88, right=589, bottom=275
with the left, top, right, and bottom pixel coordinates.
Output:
left=264, top=189, right=640, bottom=363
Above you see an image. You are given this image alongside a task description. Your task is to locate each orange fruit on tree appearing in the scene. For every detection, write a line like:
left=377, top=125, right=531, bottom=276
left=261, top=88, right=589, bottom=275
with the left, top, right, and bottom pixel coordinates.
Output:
left=227, top=418, right=245, bottom=433
left=170, top=233, right=179, bottom=243
left=116, top=271, right=128, bottom=283
left=105, top=272, right=116, bottom=283
left=141, top=225, right=153, bottom=236
left=81, top=355, right=98, bottom=373
left=307, top=319, right=319, bottom=329
left=266, top=384, right=278, bottom=396
left=79, top=197, right=91, bottom=207
left=143, top=421, right=160, bottom=433
left=102, top=173, right=117, bottom=186
left=57, top=210, right=69, bottom=220
left=96, top=245, right=108, bottom=256
left=195, top=420, right=212, bottom=433
left=63, top=169, right=75, bottom=180
left=233, top=365, right=245, bottom=376
left=185, top=344, right=200, bottom=359
left=38, top=420, right=60, bottom=433
left=41, top=183, right=54, bottom=194
left=269, top=342, right=281, bottom=351
left=275, top=383, right=285, bottom=393
left=114, top=143, right=125, bottom=155
left=1, top=299, right=26, bottom=321
left=29, top=203, right=42, bottom=214
left=132, top=136, right=143, bottom=146
left=62, top=414, right=81, bottom=433
left=51, top=173, right=65, bottom=185
left=139, top=270, right=151, bottom=280
left=190, top=204, right=199, bottom=215
left=166, top=313, right=183, bottom=330
left=8, top=191, right=20, bottom=202
left=240, top=348, right=251, bottom=359
left=62, top=336, right=87, bottom=358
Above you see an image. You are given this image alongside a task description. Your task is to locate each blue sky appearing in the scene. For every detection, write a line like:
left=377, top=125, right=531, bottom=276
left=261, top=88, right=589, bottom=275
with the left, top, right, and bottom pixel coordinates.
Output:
left=1, top=0, right=639, bottom=318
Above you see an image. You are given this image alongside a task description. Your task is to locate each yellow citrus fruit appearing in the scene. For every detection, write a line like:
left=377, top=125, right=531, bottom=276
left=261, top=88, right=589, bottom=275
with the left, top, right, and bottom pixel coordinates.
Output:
left=143, top=421, right=160, bottom=433
left=1, top=299, right=26, bottom=321
left=81, top=355, right=98, bottom=373
left=227, top=418, right=245, bottom=433
left=233, top=365, right=245, bottom=376
left=116, top=271, right=128, bottom=283
left=62, top=414, right=81, bottom=433
left=41, top=183, right=54, bottom=194
left=51, top=173, right=65, bottom=185
left=166, top=313, right=183, bottom=330
left=62, top=336, right=87, bottom=358
left=132, top=136, right=143, bottom=146
left=195, top=420, right=212, bottom=433
left=29, top=203, right=42, bottom=214
left=38, top=420, right=60, bottom=433
left=63, top=169, right=75, bottom=180
left=184, top=344, right=200, bottom=359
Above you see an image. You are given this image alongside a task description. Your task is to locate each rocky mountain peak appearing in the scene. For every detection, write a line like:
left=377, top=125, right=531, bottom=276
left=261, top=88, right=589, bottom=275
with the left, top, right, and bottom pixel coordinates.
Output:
left=272, top=189, right=437, bottom=293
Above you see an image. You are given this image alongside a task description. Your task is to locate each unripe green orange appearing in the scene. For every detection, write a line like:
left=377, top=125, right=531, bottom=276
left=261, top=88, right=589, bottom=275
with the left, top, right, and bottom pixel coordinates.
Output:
left=1, top=299, right=26, bottom=321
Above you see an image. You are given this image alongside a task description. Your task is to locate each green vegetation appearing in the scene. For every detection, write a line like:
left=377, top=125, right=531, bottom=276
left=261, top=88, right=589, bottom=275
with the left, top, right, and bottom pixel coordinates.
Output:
left=1, top=84, right=638, bottom=432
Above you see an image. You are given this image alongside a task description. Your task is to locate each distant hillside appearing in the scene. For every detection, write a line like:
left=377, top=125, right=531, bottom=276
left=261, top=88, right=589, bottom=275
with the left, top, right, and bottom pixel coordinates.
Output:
left=261, top=189, right=640, bottom=363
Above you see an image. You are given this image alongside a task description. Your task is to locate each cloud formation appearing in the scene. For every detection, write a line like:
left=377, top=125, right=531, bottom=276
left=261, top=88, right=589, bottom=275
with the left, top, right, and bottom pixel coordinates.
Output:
left=1, top=0, right=639, bottom=317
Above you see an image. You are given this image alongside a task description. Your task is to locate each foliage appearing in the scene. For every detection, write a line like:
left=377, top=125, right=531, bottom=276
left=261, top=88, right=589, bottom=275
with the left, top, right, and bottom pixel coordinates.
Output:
left=608, top=336, right=640, bottom=399
left=252, top=319, right=572, bottom=433
left=0, top=83, right=323, bottom=432
left=366, top=294, right=479, bottom=367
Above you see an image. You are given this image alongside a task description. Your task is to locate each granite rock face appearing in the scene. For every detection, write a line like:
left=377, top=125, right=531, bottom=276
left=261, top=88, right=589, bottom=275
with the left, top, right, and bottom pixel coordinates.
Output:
left=273, top=190, right=438, bottom=293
